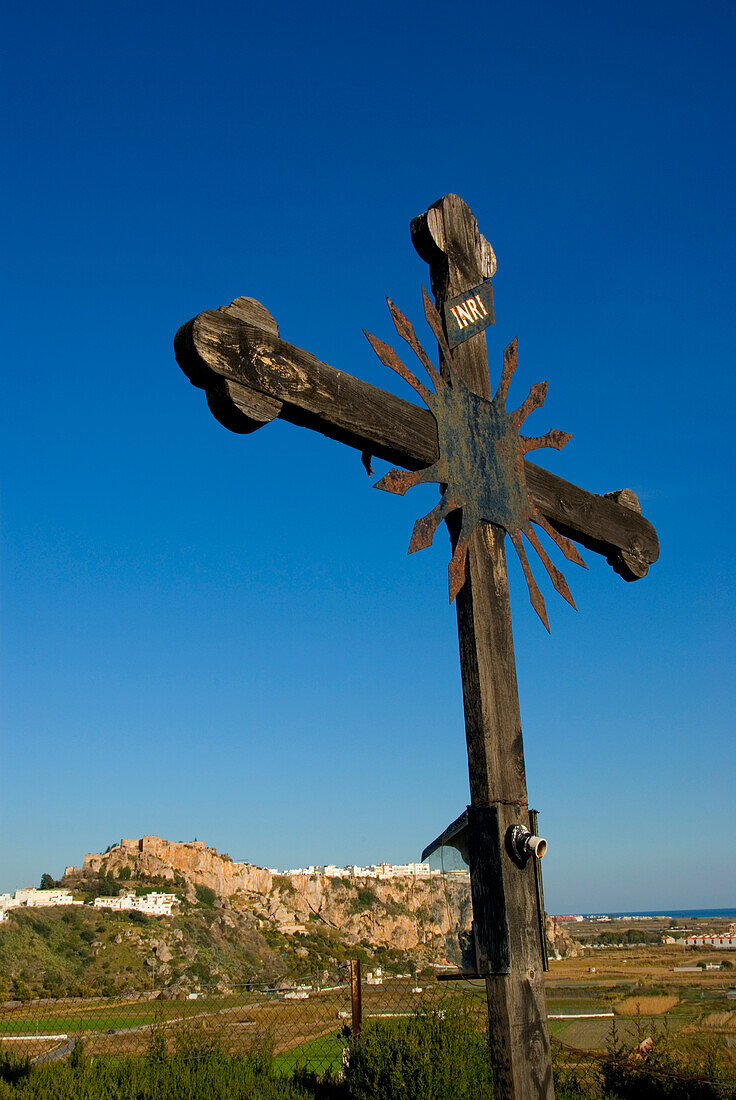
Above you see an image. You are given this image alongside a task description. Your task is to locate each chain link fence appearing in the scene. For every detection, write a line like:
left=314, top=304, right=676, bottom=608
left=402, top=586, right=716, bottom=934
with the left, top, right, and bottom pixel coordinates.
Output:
left=0, top=971, right=487, bottom=1073
left=3, top=970, right=736, bottom=1095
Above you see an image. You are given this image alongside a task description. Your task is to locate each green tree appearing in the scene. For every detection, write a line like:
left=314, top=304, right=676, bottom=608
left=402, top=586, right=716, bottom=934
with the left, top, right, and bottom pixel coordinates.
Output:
left=11, top=979, right=32, bottom=1002
left=39, top=873, right=57, bottom=890
left=195, top=884, right=216, bottom=909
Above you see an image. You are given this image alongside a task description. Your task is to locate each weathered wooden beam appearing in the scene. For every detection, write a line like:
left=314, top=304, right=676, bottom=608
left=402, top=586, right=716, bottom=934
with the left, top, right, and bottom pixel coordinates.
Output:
left=175, top=305, right=659, bottom=577
left=200, top=297, right=283, bottom=434
left=414, top=192, right=554, bottom=1100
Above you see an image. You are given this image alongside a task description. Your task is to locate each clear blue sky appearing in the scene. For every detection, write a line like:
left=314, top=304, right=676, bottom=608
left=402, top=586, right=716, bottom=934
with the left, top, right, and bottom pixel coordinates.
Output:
left=1, top=0, right=734, bottom=913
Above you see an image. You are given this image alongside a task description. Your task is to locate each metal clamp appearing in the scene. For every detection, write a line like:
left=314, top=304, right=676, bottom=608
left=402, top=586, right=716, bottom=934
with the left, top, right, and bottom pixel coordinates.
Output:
left=506, top=825, right=547, bottom=868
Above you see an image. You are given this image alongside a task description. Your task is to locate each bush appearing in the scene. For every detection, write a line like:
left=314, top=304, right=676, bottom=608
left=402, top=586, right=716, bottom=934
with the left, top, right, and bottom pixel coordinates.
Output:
left=350, top=890, right=377, bottom=915
left=195, top=884, right=217, bottom=909
left=343, top=1009, right=493, bottom=1100
left=0, top=1050, right=313, bottom=1099
left=0, top=1053, right=31, bottom=1086
left=602, top=1022, right=736, bottom=1099
left=10, top=980, right=31, bottom=1003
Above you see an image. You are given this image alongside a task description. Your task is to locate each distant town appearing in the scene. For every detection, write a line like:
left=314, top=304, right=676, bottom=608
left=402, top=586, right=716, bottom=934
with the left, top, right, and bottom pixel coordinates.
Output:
left=0, top=887, right=179, bottom=921
left=274, top=862, right=441, bottom=879
left=0, top=857, right=468, bottom=926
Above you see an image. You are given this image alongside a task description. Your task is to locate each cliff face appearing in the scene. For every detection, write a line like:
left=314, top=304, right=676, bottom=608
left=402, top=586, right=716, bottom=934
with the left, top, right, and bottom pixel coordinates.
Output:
left=74, top=837, right=472, bottom=962
left=71, top=837, right=577, bottom=968
left=251, top=872, right=474, bottom=956
left=81, top=837, right=272, bottom=897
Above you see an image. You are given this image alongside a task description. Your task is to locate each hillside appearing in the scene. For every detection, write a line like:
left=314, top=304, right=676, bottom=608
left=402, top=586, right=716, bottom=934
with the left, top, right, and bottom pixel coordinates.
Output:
left=1, top=836, right=578, bottom=999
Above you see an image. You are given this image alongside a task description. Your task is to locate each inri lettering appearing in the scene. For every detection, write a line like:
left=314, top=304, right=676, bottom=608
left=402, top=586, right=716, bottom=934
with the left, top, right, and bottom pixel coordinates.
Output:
left=450, top=293, right=489, bottom=329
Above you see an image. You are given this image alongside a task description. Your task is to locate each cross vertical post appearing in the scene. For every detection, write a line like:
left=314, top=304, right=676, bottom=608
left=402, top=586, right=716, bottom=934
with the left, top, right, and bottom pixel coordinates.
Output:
left=412, top=195, right=555, bottom=1099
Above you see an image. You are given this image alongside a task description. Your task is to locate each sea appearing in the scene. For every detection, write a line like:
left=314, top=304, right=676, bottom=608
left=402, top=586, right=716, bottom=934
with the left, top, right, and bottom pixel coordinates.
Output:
left=584, top=909, right=736, bottom=921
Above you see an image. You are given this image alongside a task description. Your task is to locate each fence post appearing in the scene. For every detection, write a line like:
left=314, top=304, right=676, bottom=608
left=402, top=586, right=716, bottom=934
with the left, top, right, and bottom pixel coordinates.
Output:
left=350, top=959, right=362, bottom=1037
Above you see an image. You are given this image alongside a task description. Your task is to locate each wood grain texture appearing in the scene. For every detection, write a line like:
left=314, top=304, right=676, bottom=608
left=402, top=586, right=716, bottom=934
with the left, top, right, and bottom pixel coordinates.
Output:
left=466, top=805, right=510, bottom=976
left=174, top=307, right=659, bottom=573
left=177, top=297, right=283, bottom=435
left=602, top=488, right=649, bottom=579
left=412, top=193, right=554, bottom=1100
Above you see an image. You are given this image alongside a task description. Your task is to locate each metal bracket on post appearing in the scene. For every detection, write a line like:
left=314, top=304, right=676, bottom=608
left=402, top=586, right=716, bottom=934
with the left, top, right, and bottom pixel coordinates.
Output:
left=529, top=809, right=549, bottom=972
left=424, top=804, right=549, bottom=980
left=423, top=805, right=511, bottom=978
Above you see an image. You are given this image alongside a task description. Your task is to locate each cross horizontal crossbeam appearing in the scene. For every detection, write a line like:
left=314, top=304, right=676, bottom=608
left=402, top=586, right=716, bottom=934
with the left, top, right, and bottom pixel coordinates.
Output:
left=175, top=304, right=659, bottom=578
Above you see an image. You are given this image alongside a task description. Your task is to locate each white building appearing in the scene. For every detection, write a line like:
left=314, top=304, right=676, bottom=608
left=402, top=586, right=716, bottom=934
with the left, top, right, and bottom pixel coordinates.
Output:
left=677, top=933, right=736, bottom=949
left=93, top=892, right=179, bottom=917
left=283, top=862, right=435, bottom=880
left=2, top=888, right=82, bottom=909
left=373, top=863, right=432, bottom=879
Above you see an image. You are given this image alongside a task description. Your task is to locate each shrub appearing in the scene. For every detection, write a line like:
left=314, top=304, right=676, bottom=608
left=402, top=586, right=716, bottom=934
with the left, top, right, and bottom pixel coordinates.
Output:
left=195, top=884, right=217, bottom=909
left=10, top=980, right=31, bottom=1003
left=0, top=1050, right=313, bottom=1099
left=602, top=1020, right=736, bottom=1099
left=272, top=875, right=296, bottom=895
left=343, top=1009, right=493, bottom=1100
left=0, top=1052, right=31, bottom=1086
left=350, top=890, right=377, bottom=915
left=147, top=1025, right=168, bottom=1064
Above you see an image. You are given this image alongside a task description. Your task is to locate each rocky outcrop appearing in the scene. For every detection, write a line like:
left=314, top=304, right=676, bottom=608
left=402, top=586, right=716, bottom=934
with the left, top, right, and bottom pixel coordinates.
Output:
left=545, top=915, right=580, bottom=958
left=254, top=871, right=473, bottom=960
left=80, top=836, right=272, bottom=897
left=74, top=836, right=472, bottom=963
left=72, top=835, right=573, bottom=968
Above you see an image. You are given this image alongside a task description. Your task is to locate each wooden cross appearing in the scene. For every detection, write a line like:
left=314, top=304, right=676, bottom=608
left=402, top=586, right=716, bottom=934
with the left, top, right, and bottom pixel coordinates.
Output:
left=174, top=194, right=659, bottom=1099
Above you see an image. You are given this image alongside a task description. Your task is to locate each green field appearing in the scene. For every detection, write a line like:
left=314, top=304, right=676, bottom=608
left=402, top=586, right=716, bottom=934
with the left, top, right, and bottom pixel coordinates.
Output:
left=3, top=963, right=736, bottom=1069
left=273, top=1030, right=346, bottom=1074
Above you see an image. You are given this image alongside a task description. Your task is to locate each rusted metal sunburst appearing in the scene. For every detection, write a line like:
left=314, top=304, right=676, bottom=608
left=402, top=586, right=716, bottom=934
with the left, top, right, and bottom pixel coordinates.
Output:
left=364, top=289, right=587, bottom=630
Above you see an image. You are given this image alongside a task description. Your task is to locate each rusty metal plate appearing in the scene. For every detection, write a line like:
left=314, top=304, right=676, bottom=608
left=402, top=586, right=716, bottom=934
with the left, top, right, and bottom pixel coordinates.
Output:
left=364, top=290, right=588, bottom=629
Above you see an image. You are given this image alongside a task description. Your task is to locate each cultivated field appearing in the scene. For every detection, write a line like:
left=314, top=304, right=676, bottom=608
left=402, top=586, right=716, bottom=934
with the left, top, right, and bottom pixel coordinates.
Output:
left=0, top=979, right=486, bottom=1070
left=3, top=914, right=735, bottom=1074
left=543, top=914, right=736, bottom=1063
